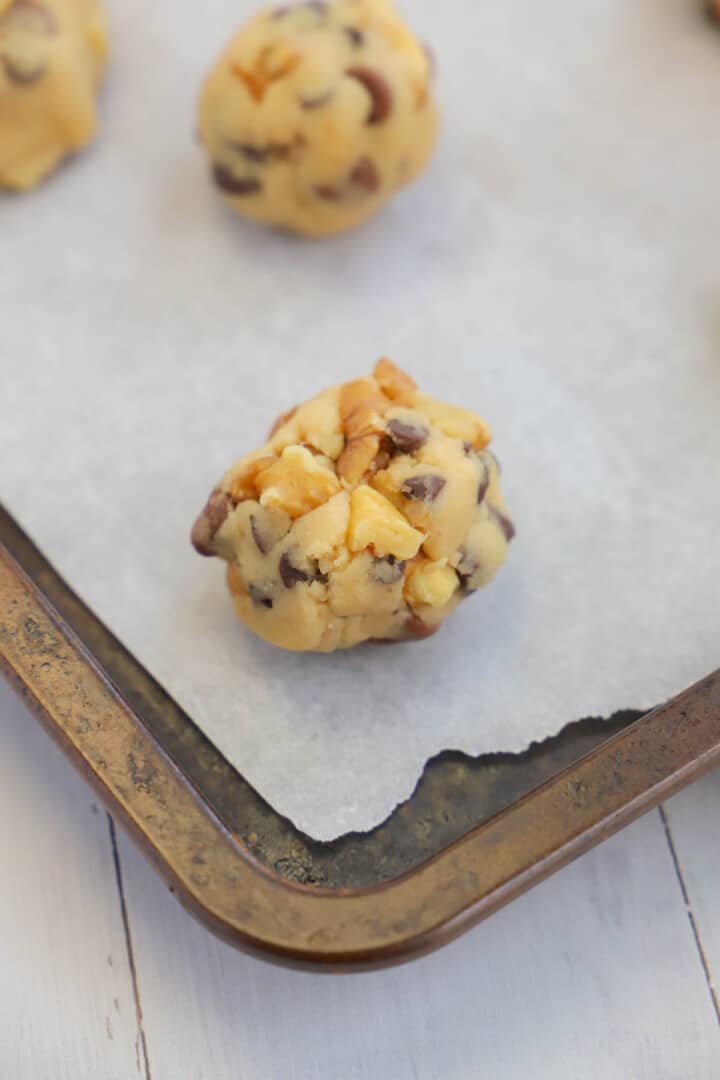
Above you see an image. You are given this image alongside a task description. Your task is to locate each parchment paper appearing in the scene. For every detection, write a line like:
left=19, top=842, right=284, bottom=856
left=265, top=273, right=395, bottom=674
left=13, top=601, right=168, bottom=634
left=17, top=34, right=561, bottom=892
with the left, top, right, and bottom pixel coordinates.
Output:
left=2, top=0, right=719, bottom=838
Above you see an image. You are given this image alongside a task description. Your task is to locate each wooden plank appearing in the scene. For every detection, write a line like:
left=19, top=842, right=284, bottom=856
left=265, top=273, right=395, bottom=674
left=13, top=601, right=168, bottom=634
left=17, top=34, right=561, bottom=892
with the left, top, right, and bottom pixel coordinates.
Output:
left=119, top=809, right=720, bottom=1080
left=663, top=773, right=720, bottom=1022
left=0, top=682, right=145, bottom=1079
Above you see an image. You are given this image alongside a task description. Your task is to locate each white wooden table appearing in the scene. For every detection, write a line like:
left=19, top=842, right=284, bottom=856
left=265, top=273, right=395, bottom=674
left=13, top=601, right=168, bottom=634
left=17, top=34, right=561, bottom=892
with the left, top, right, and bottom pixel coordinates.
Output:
left=2, top=677, right=718, bottom=1080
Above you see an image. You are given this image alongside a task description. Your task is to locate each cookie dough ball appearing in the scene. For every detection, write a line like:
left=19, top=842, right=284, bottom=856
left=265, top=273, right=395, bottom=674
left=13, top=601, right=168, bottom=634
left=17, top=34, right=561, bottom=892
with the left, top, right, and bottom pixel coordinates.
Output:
left=0, top=0, right=108, bottom=191
left=192, top=359, right=515, bottom=652
left=197, top=0, right=437, bottom=237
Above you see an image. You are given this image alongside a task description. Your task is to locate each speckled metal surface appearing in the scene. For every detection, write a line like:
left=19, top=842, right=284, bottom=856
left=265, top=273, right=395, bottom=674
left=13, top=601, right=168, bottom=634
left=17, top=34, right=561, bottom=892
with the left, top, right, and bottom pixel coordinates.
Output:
left=1, top=503, right=719, bottom=968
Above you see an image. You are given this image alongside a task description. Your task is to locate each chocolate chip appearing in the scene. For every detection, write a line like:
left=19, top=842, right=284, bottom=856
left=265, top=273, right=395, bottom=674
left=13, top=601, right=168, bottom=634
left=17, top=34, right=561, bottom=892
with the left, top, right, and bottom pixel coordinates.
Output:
left=250, top=515, right=269, bottom=555
left=212, top=164, right=262, bottom=196
left=488, top=504, right=515, bottom=542
left=404, top=615, right=439, bottom=640
left=346, top=66, right=393, bottom=124
left=251, top=509, right=292, bottom=556
left=371, top=556, right=406, bottom=585
left=344, top=26, right=365, bottom=47
left=249, top=585, right=273, bottom=609
left=477, top=462, right=490, bottom=504
left=386, top=418, right=428, bottom=453
left=350, top=156, right=380, bottom=193
left=315, top=184, right=342, bottom=201
left=279, top=552, right=328, bottom=587
left=1, top=0, right=57, bottom=84
left=205, top=489, right=232, bottom=532
left=232, top=143, right=270, bottom=163
left=272, top=5, right=290, bottom=16
left=279, top=552, right=311, bottom=587
left=191, top=488, right=233, bottom=556
left=401, top=475, right=446, bottom=503
left=2, top=56, right=47, bottom=84
left=486, top=449, right=502, bottom=476
left=300, top=90, right=335, bottom=110
left=304, top=1, right=327, bottom=10
left=454, top=549, right=479, bottom=590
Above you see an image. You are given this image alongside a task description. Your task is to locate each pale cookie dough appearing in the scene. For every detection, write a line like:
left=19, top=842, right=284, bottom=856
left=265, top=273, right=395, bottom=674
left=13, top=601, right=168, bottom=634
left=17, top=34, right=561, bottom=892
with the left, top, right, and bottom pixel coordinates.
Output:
left=192, top=359, right=515, bottom=652
left=197, top=0, right=437, bottom=237
left=0, top=0, right=108, bottom=191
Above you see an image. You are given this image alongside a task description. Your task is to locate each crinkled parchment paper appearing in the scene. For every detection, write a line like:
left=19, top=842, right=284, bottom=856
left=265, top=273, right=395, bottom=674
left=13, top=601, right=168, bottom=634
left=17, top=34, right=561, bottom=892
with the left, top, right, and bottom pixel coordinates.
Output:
left=2, top=0, right=719, bottom=837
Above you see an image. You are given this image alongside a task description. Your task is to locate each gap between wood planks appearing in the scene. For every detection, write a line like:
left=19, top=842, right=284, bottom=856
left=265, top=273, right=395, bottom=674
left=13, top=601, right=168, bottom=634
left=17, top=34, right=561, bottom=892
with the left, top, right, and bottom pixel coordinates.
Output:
left=108, top=815, right=154, bottom=1080
left=101, top=803, right=720, bottom=1046
left=658, top=805, right=720, bottom=1028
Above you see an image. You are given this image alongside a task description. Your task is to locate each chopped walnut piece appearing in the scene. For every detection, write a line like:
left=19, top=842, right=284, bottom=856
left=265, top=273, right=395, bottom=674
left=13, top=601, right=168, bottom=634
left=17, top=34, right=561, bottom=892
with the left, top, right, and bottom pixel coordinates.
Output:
left=224, top=455, right=277, bottom=502
left=337, top=432, right=381, bottom=484
left=347, top=485, right=424, bottom=559
left=231, top=43, right=300, bottom=102
left=192, top=354, right=511, bottom=652
left=404, top=560, right=458, bottom=607
left=256, top=444, right=341, bottom=517
left=339, top=377, right=388, bottom=437
left=373, top=358, right=417, bottom=405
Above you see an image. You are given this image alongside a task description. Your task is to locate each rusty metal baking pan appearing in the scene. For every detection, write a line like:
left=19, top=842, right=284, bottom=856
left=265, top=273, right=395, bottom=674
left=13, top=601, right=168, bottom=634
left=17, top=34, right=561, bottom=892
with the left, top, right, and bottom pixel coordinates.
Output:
left=1, top=502, right=719, bottom=970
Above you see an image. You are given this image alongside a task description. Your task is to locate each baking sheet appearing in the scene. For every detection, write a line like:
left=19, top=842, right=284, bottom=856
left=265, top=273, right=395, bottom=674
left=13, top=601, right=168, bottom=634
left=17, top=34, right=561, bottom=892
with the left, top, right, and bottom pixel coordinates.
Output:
left=2, top=0, right=720, bottom=839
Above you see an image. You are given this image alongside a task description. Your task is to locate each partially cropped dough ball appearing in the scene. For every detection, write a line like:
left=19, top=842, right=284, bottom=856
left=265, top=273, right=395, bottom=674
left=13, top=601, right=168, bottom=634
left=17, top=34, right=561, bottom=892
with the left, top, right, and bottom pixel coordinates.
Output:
left=197, top=0, right=437, bottom=237
left=192, top=360, right=515, bottom=652
left=0, top=0, right=108, bottom=190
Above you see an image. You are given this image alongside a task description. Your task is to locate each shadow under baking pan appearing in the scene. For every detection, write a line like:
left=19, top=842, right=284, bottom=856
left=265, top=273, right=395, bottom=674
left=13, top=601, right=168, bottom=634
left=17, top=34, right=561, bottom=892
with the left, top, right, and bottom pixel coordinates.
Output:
left=0, top=501, right=641, bottom=889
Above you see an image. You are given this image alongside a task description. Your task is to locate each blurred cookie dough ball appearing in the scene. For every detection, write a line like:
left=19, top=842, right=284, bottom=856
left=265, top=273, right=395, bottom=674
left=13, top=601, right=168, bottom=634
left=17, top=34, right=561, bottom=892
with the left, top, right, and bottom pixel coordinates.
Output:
left=192, top=359, right=515, bottom=652
left=0, top=0, right=108, bottom=191
left=197, top=0, right=437, bottom=237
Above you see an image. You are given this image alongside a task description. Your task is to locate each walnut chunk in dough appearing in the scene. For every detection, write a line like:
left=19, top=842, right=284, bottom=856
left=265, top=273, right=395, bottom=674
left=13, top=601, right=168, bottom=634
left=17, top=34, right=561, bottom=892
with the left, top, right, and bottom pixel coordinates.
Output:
left=197, top=0, right=438, bottom=237
left=0, top=0, right=108, bottom=190
left=191, top=358, right=515, bottom=652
